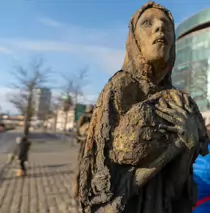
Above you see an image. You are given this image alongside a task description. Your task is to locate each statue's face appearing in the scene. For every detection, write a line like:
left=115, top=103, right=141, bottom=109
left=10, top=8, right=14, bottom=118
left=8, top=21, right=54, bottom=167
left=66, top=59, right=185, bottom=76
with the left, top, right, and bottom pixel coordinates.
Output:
left=136, top=8, right=174, bottom=65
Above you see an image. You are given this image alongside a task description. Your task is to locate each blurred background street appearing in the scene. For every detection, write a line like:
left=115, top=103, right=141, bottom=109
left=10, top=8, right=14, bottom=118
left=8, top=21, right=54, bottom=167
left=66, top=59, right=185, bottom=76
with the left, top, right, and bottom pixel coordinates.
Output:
left=0, top=128, right=79, bottom=213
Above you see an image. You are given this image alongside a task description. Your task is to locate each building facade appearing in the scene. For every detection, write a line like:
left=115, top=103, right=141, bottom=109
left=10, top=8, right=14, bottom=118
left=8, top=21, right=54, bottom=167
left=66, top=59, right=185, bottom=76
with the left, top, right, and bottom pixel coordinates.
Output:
left=173, top=8, right=210, bottom=113
left=55, top=108, right=75, bottom=131
left=33, top=88, right=51, bottom=120
left=44, top=107, right=75, bottom=131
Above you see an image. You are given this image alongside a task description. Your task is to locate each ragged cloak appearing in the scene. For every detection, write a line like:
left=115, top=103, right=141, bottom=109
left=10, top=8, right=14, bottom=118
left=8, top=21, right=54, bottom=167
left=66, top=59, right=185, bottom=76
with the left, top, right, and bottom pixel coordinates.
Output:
left=79, top=2, right=209, bottom=213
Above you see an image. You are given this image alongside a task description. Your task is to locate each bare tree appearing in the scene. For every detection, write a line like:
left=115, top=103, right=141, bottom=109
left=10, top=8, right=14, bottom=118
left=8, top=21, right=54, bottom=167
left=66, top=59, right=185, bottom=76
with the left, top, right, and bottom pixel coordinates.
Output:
left=8, top=57, right=53, bottom=136
left=61, top=68, right=88, bottom=104
left=9, top=95, right=27, bottom=115
left=61, top=67, right=88, bottom=131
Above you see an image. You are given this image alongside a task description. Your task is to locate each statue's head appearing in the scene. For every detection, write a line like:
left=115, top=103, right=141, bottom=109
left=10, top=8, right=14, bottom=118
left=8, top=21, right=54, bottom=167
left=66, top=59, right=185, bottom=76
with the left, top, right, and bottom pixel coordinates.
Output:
left=123, top=2, right=175, bottom=86
left=136, top=7, right=174, bottom=69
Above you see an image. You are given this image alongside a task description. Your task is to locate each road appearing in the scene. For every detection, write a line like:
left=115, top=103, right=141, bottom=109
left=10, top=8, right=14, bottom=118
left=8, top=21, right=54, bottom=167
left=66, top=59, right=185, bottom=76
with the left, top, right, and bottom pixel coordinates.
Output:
left=0, top=129, right=73, bottom=154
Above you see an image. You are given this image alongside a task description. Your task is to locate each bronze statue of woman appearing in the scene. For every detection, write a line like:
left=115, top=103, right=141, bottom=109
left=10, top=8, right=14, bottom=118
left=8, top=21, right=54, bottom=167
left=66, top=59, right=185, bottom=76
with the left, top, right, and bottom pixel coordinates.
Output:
left=78, top=2, right=209, bottom=213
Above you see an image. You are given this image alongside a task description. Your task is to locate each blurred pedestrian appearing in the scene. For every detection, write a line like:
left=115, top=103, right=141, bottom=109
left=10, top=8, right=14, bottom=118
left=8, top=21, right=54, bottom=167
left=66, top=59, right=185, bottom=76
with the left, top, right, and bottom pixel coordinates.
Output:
left=15, top=136, right=31, bottom=177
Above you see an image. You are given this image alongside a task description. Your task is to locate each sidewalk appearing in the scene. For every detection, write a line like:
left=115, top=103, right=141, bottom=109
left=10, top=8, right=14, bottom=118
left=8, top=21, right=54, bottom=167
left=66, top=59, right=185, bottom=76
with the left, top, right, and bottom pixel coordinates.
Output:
left=0, top=143, right=80, bottom=213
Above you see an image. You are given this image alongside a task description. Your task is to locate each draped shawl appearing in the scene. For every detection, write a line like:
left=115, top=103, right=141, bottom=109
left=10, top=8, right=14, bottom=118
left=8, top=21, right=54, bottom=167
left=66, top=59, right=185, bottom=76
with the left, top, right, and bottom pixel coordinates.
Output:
left=79, top=2, right=209, bottom=213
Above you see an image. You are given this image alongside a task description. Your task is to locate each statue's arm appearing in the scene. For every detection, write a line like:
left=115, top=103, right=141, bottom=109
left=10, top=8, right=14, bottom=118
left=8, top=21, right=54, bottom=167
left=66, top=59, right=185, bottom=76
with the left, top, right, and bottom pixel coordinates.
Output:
left=110, top=134, right=165, bottom=167
left=109, top=103, right=164, bottom=166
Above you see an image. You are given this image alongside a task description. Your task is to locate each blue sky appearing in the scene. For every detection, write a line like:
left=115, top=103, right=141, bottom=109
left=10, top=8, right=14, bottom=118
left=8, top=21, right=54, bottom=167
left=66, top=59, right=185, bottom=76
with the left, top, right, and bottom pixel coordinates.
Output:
left=0, top=0, right=210, bottom=113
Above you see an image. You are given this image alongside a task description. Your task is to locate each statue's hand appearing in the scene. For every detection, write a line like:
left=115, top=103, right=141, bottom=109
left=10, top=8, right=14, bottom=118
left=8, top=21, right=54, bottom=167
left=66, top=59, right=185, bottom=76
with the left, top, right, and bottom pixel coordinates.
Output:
left=155, top=94, right=199, bottom=150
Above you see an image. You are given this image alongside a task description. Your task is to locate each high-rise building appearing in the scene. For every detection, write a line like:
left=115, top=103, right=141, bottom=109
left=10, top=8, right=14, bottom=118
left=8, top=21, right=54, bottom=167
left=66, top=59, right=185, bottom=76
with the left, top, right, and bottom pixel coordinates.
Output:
left=33, top=88, right=51, bottom=120
left=173, top=8, right=210, bottom=112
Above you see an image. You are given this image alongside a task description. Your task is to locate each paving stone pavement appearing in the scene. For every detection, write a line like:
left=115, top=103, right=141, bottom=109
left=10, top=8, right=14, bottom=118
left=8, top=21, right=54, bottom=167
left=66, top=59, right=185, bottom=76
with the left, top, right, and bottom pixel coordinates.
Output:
left=0, top=143, right=81, bottom=213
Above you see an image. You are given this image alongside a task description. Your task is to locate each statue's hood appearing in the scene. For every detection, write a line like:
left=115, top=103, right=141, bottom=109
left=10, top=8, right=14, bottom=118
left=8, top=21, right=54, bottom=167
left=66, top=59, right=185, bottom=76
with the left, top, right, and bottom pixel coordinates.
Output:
left=122, top=1, right=176, bottom=88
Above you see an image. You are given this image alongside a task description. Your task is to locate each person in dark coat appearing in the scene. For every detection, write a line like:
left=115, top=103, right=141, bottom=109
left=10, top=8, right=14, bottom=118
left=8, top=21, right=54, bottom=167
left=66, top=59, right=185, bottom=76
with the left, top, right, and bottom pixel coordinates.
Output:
left=15, top=136, right=31, bottom=176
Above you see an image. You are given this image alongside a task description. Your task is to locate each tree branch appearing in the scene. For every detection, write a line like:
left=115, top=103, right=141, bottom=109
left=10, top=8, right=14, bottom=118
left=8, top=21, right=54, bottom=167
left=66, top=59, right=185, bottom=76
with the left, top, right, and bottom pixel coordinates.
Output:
left=8, top=57, right=53, bottom=136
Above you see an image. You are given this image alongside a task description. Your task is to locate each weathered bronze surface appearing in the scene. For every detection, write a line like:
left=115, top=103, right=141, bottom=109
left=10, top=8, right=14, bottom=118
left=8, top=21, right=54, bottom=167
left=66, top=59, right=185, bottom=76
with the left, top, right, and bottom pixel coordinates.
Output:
left=74, top=105, right=94, bottom=200
left=78, top=2, right=209, bottom=213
